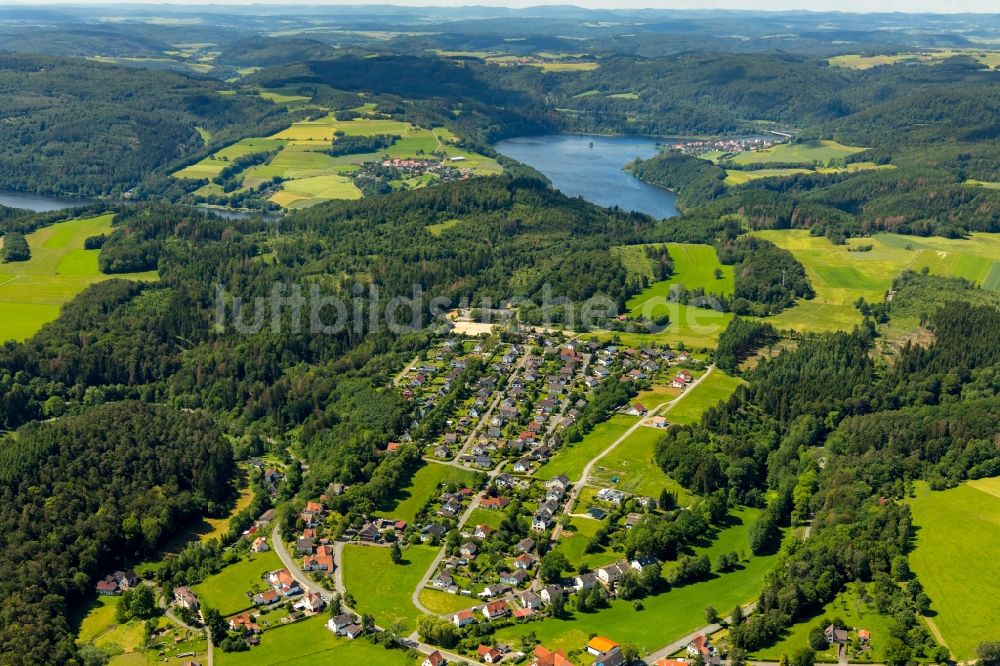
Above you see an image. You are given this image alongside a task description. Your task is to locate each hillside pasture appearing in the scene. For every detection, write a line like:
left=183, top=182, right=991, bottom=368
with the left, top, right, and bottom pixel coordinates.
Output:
left=665, top=370, right=744, bottom=426
left=535, top=415, right=639, bottom=482
left=341, top=544, right=438, bottom=631
left=907, top=479, right=1000, bottom=660
left=755, top=229, right=1000, bottom=333
left=375, top=461, right=478, bottom=525
left=0, top=214, right=158, bottom=343
left=192, top=549, right=282, bottom=615
left=725, top=139, right=866, bottom=166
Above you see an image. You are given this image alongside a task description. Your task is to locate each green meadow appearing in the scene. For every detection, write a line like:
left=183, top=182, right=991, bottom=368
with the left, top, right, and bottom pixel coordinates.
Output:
left=726, top=139, right=867, bottom=166
left=589, top=425, right=688, bottom=500
left=0, top=214, right=158, bottom=343
left=551, top=515, right=626, bottom=570
left=192, top=549, right=282, bottom=616
left=419, top=588, right=477, bottom=615
left=907, top=478, right=1000, bottom=660
left=535, top=414, right=639, bottom=481
left=375, top=461, right=478, bottom=525
left=341, top=544, right=438, bottom=631
left=215, top=614, right=413, bottom=666
left=74, top=596, right=146, bottom=660
left=665, top=370, right=745, bottom=426
left=624, top=243, right=735, bottom=315
left=755, top=229, right=1000, bottom=333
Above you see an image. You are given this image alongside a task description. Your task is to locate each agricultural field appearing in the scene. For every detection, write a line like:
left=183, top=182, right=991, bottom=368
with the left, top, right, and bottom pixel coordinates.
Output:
left=215, top=614, right=413, bottom=666
left=589, top=425, right=689, bottom=500
left=341, top=543, right=439, bottom=630
left=751, top=583, right=897, bottom=663
left=535, top=414, right=639, bottom=482
left=907, top=479, right=1000, bottom=660
left=723, top=139, right=867, bottom=166
left=723, top=167, right=813, bottom=185
left=754, top=230, right=1000, bottom=333
left=491, top=519, right=781, bottom=658
left=624, top=243, right=735, bottom=315
left=829, top=50, right=1000, bottom=70
left=665, top=370, right=745, bottom=426
left=174, top=110, right=499, bottom=209
left=191, top=549, right=282, bottom=615
left=0, top=214, right=158, bottom=343
left=375, top=461, right=478, bottom=525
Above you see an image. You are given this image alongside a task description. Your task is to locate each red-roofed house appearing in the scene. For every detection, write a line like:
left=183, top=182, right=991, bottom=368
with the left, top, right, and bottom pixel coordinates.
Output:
left=477, top=645, right=502, bottom=663
left=482, top=600, right=510, bottom=621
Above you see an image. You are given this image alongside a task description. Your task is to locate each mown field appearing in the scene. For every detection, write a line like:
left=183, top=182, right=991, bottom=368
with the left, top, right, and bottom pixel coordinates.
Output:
left=589, top=425, right=688, bottom=500
left=622, top=243, right=735, bottom=316
left=551, top=515, right=626, bottom=571
left=907, top=478, right=1000, bottom=660
left=375, top=461, right=478, bottom=525
left=755, top=230, right=1000, bottom=333
left=665, top=370, right=744, bottom=426
left=341, top=543, right=439, bottom=631
left=535, top=414, right=639, bottom=482
left=192, top=549, right=282, bottom=616
left=418, top=588, right=478, bottom=615
left=724, top=139, right=867, bottom=166
left=174, top=106, right=500, bottom=209
left=0, top=214, right=158, bottom=343
left=492, top=511, right=780, bottom=659
left=215, top=614, right=413, bottom=666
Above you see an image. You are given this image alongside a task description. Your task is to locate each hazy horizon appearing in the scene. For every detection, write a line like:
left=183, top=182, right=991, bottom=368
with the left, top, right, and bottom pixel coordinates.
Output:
left=4, top=0, right=1000, bottom=15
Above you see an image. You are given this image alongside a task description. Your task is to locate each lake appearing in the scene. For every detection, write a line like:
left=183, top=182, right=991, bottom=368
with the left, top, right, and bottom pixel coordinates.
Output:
left=494, top=134, right=679, bottom=219
left=0, top=190, right=93, bottom=212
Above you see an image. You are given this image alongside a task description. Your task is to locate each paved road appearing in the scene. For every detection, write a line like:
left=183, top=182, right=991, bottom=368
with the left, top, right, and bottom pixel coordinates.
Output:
left=551, top=365, right=716, bottom=544
left=271, top=524, right=336, bottom=602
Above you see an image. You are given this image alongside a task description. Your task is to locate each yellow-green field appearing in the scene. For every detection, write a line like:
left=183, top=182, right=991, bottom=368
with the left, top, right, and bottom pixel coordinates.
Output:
left=0, top=214, right=158, bottom=342
left=174, top=110, right=499, bottom=209
left=724, top=139, right=867, bottom=166
left=665, top=370, right=745, bottom=426
left=908, top=479, right=1000, bottom=661
left=830, top=50, right=1000, bottom=70
left=754, top=230, right=1000, bottom=332
left=75, top=596, right=146, bottom=659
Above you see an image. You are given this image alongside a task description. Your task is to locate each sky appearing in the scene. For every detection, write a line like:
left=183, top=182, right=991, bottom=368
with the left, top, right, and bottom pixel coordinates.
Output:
left=7, top=0, right=1000, bottom=13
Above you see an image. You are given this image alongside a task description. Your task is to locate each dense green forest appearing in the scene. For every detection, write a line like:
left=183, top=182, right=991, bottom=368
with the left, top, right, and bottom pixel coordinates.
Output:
left=0, top=402, right=232, bottom=663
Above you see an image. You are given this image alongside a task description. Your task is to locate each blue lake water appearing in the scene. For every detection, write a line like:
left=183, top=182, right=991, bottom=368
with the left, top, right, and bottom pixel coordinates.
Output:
left=494, top=134, right=679, bottom=219
left=0, top=190, right=91, bottom=212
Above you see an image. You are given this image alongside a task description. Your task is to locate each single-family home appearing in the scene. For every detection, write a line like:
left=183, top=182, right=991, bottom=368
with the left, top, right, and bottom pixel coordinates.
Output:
left=293, top=592, right=325, bottom=613
left=474, top=524, right=492, bottom=539
left=482, top=600, right=510, bottom=621
left=453, top=609, right=476, bottom=628
left=593, top=646, right=626, bottom=666
left=500, top=569, right=529, bottom=586
left=478, top=644, right=502, bottom=663
left=825, top=624, right=849, bottom=645
left=173, top=586, right=199, bottom=610
left=253, top=589, right=280, bottom=606
left=514, top=538, right=535, bottom=554
left=514, top=553, right=536, bottom=570
left=630, top=555, right=659, bottom=572
left=532, top=646, right=573, bottom=666
left=251, top=536, right=269, bottom=553
left=574, top=573, right=599, bottom=591
left=627, top=402, right=648, bottom=416
left=423, top=650, right=447, bottom=666
left=586, top=637, right=620, bottom=657
left=519, top=591, right=543, bottom=610
left=597, top=562, right=629, bottom=588
left=461, top=542, right=479, bottom=559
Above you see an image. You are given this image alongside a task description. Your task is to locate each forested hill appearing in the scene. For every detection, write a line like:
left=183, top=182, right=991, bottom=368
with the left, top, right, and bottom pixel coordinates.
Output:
left=0, top=54, right=290, bottom=197
left=0, top=402, right=233, bottom=663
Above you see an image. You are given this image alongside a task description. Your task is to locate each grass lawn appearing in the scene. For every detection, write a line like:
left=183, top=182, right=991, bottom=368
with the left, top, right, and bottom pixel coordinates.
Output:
left=467, top=506, right=506, bottom=530
left=665, top=370, right=744, bottom=426
left=755, top=229, right=1000, bottom=333
left=589, top=426, right=689, bottom=500
left=341, top=544, right=438, bottom=630
left=0, top=214, right=158, bottom=342
left=624, top=243, right=735, bottom=317
left=376, top=461, right=478, bottom=524
left=192, top=549, right=282, bottom=615
left=907, top=479, right=1000, bottom=660
left=551, top=515, right=625, bottom=570
left=751, top=583, right=897, bottom=663
left=585, top=303, right=734, bottom=350
left=75, top=595, right=146, bottom=656
left=726, top=140, right=867, bottom=166
left=215, top=615, right=413, bottom=666
left=535, top=415, right=639, bottom=482
left=492, top=535, right=779, bottom=657
left=419, top=588, right=478, bottom=615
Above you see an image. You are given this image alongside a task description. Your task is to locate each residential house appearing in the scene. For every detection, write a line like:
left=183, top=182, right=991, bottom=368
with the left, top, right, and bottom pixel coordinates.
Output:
left=453, top=609, right=476, bottom=628
left=342, top=624, right=364, bottom=639
left=630, top=555, right=659, bottom=572
left=228, top=613, right=261, bottom=635
left=481, top=497, right=510, bottom=510
left=251, top=536, right=269, bottom=553
left=114, top=571, right=139, bottom=589
left=586, top=637, right=620, bottom=657
left=825, top=625, right=849, bottom=645
left=433, top=571, right=455, bottom=589
left=269, top=569, right=301, bottom=596
left=651, top=416, right=668, bottom=428
left=256, top=508, right=277, bottom=527
left=422, top=524, right=448, bottom=542
left=540, top=584, right=562, bottom=605
left=532, top=646, right=573, bottom=666
left=546, top=475, right=570, bottom=493
left=173, top=586, right=199, bottom=610
left=296, top=537, right=315, bottom=554
left=478, top=645, right=502, bottom=663
left=474, top=524, right=493, bottom=540
left=461, top=542, right=479, bottom=559
left=358, top=523, right=380, bottom=542
left=519, top=591, right=543, bottom=610
left=482, top=600, right=510, bottom=621
left=327, top=614, right=356, bottom=635
left=858, top=629, right=871, bottom=644
left=95, top=578, right=119, bottom=596
left=514, top=538, right=535, bottom=554
left=512, top=458, right=532, bottom=473
left=593, top=646, right=626, bottom=666
left=423, top=650, right=447, bottom=666
left=627, top=402, right=648, bottom=416
left=514, top=553, right=536, bottom=570
left=687, top=635, right=713, bottom=658
left=253, top=589, right=280, bottom=606
left=500, top=569, right=528, bottom=586
left=597, top=562, right=629, bottom=588
left=625, top=512, right=643, bottom=529
left=293, top=592, right=325, bottom=613
left=574, top=573, right=599, bottom=591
